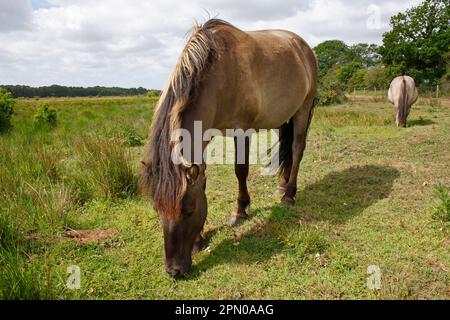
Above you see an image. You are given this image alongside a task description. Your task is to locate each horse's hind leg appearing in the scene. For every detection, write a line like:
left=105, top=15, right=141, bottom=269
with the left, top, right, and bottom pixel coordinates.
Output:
left=282, top=98, right=314, bottom=205
left=277, top=162, right=291, bottom=193
left=229, top=136, right=251, bottom=226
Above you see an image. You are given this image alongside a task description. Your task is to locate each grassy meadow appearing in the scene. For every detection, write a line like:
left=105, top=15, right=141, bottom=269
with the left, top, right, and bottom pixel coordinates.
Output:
left=0, top=94, right=449, bottom=299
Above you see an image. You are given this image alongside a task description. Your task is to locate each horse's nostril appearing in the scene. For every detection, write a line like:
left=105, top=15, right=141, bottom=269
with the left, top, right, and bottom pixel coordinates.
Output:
left=172, top=267, right=181, bottom=277
left=166, top=265, right=185, bottom=278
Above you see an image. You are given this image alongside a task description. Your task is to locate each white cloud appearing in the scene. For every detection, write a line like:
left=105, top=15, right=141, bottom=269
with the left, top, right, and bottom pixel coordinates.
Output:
left=0, top=0, right=33, bottom=31
left=0, top=0, right=423, bottom=88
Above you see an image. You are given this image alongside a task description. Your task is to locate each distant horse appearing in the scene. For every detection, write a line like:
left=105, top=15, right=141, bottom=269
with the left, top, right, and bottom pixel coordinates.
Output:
left=388, top=76, right=418, bottom=127
left=141, top=19, right=317, bottom=277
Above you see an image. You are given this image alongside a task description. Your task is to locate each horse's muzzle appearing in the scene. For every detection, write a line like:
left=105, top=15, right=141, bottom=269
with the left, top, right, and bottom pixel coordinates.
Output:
left=165, top=260, right=191, bottom=278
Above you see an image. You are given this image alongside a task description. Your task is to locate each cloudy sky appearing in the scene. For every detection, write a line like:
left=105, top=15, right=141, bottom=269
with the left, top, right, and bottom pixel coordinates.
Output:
left=0, top=0, right=422, bottom=89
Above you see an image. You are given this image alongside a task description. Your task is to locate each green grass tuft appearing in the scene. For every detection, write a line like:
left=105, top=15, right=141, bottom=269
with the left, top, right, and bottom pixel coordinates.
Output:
left=72, top=135, right=139, bottom=200
left=432, top=184, right=450, bottom=224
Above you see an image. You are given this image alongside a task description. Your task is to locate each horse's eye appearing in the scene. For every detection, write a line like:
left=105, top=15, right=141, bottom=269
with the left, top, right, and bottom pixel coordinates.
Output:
left=185, top=211, right=194, bottom=217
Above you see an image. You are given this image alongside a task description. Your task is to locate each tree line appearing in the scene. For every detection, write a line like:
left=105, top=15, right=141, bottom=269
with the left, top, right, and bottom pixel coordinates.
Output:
left=0, top=85, right=153, bottom=98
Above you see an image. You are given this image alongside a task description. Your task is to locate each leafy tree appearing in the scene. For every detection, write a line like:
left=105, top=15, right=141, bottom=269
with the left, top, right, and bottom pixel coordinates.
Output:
left=348, top=68, right=367, bottom=90
left=363, top=65, right=391, bottom=90
left=439, top=50, right=450, bottom=93
left=0, top=88, right=15, bottom=132
left=315, top=40, right=382, bottom=84
left=336, top=62, right=363, bottom=85
left=348, top=43, right=381, bottom=67
left=379, top=0, right=450, bottom=84
left=314, top=40, right=351, bottom=79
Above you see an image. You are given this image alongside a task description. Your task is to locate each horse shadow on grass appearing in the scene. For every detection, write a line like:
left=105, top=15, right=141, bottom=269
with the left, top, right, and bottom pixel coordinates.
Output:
left=407, top=117, right=435, bottom=127
left=187, top=165, right=400, bottom=279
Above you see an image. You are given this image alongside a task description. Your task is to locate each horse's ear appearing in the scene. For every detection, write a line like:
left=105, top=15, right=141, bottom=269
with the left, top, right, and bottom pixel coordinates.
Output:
left=186, top=164, right=200, bottom=185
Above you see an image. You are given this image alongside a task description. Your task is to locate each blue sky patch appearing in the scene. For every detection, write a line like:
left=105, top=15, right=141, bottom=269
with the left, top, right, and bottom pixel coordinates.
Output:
left=31, top=0, right=55, bottom=10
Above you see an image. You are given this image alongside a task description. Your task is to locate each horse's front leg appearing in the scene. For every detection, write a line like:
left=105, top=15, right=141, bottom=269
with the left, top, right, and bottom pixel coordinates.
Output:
left=192, top=233, right=205, bottom=254
left=229, top=136, right=250, bottom=226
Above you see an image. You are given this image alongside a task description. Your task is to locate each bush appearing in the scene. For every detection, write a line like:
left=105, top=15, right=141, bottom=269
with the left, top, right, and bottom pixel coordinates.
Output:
left=120, top=127, right=144, bottom=147
left=364, top=65, right=390, bottom=90
left=348, top=69, right=367, bottom=90
left=0, top=88, right=15, bottom=132
left=317, top=85, right=347, bottom=106
left=34, top=104, right=57, bottom=127
left=147, top=89, right=161, bottom=97
left=318, top=64, right=349, bottom=105
left=336, top=62, right=362, bottom=86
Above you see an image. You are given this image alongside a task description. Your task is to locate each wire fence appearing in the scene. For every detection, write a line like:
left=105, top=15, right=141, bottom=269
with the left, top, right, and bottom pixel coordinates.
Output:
left=349, top=84, right=449, bottom=98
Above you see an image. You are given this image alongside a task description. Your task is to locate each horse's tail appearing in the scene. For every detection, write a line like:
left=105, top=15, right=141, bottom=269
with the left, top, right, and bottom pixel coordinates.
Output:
left=398, top=77, right=408, bottom=127
left=277, top=119, right=294, bottom=179
left=277, top=98, right=316, bottom=178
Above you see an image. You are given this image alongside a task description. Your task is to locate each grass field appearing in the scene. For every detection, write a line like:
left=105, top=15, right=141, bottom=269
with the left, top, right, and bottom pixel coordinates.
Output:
left=0, top=94, right=449, bottom=299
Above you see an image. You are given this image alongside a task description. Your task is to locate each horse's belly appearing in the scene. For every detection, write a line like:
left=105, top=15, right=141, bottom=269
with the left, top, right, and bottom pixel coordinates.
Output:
left=252, top=106, right=298, bottom=129
left=251, top=82, right=310, bottom=129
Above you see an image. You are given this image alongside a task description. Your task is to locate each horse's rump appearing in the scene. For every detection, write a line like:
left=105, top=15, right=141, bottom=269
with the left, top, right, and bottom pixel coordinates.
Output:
left=388, top=75, right=418, bottom=127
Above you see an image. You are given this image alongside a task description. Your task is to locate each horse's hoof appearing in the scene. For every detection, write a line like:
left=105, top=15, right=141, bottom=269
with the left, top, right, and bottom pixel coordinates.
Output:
left=229, top=212, right=249, bottom=226
left=192, top=235, right=205, bottom=254
left=192, top=242, right=203, bottom=255
left=281, top=196, right=295, bottom=206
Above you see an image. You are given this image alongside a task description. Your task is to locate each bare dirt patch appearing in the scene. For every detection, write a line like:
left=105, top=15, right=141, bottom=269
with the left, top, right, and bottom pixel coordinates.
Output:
left=64, top=228, right=119, bottom=245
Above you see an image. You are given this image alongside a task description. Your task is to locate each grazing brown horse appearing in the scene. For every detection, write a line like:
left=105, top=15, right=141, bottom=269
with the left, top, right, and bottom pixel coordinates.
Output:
left=388, top=75, right=418, bottom=127
left=141, top=19, right=317, bottom=277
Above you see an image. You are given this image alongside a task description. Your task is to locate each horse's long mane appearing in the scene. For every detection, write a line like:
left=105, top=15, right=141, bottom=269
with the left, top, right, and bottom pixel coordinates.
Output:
left=141, top=19, right=232, bottom=218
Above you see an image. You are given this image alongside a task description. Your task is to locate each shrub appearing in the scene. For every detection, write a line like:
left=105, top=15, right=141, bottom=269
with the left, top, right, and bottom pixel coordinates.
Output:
left=317, top=85, right=347, bottom=106
left=34, top=104, right=57, bottom=128
left=336, top=62, right=362, bottom=85
left=0, top=88, right=15, bottom=132
left=318, top=65, right=348, bottom=106
left=364, top=65, right=390, bottom=90
left=147, top=89, right=161, bottom=97
left=120, top=127, right=144, bottom=147
left=348, top=68, right=367, bottom=90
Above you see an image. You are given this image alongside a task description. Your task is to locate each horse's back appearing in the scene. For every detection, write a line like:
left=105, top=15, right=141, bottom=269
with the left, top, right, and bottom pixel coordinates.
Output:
left=246, top=29, right=317, bottom=83
left=205, top=25, right=317, bottom=129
